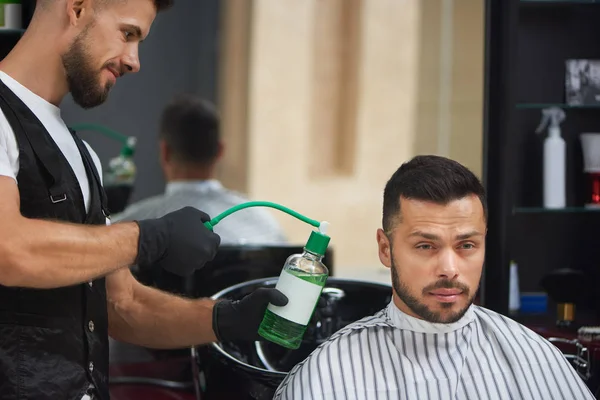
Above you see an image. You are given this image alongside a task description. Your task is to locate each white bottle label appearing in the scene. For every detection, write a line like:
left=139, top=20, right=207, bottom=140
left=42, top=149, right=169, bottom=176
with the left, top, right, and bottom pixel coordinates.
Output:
left=268, top=269, right=324, bottom=326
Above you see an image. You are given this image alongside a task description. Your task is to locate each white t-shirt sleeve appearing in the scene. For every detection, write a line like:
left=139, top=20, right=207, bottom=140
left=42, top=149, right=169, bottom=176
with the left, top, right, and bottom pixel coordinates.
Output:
left=0, top=109, right=19, bottom=182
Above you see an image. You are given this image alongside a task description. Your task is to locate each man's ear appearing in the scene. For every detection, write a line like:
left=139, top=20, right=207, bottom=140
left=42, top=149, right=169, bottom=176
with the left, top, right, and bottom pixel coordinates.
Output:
left=377, top=229, right=393, bottom=269
left=66, top=0, right=91, bottom=26
left=215, top=142, right=224, bottom=161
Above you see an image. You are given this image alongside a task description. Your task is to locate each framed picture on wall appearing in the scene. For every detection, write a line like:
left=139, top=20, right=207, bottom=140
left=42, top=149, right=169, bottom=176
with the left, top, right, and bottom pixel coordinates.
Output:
left=566, top=59, right=600, bottom=105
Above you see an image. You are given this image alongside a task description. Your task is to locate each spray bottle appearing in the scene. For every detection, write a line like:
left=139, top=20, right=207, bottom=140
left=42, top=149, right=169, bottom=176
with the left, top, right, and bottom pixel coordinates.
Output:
left=204, top=202, right=331, bottom=349
left=258, top=223, right=330, bottom=349
left=69, top=123, right=137, bottom=213
left=104, top=136, right=137, bottom=188
left=535, top=107, right=567, bottom=209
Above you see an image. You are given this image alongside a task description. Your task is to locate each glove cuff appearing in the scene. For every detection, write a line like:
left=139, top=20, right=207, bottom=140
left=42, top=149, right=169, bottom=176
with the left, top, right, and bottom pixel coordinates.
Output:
left=135, top=219, right=169, bottom=267
left=212, top=300, right=229, bottom=342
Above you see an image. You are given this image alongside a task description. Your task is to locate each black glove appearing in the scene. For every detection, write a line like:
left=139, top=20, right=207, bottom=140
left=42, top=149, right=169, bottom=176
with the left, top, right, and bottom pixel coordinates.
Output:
left=134, top=206, right=221, bottom=277
left=212, top=288, right=288, bottom=342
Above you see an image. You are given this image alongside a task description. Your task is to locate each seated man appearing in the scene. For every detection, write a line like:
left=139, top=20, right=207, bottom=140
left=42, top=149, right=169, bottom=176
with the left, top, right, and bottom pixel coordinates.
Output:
left=274, top=155, right=594, bottom=399
left=113, top=94, right=287, bottom=245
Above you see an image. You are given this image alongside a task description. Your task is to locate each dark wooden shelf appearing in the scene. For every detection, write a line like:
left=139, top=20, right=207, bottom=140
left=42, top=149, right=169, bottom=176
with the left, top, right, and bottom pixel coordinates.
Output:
left=516, top=103, right=600, bottom=109
left=513, top=206, right=600, bottom=213
left=520, top=0, right=600, bottom=4
left=484, top=0, right=600, bottom=324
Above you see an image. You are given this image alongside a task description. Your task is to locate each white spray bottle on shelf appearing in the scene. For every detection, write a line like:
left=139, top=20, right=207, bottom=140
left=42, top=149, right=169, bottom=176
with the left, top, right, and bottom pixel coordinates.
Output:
left=535, top=107, right=566, bottom=209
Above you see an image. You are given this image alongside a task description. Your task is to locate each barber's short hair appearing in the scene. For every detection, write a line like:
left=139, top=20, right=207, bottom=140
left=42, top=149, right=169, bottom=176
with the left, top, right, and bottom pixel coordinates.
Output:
left=151, top=0, right=173, bottom=12
left=159, top=94, right=220, bottom=165
left=382, top=155, right=487, bottom=232
left=37, top=0, right=173, bottom=13
left=102, top=0, right=173, bottom=12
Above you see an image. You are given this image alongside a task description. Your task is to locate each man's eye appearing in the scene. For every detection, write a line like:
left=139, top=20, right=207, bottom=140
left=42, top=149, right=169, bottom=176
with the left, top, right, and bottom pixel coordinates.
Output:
left=416, top=244, right=433, bottom=250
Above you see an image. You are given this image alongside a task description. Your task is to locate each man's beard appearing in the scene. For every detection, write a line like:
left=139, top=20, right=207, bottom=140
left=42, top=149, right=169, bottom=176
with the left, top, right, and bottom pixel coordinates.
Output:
left=390, top=253, right=476, bottom=323
left=61, top=25, right=113, bottom=109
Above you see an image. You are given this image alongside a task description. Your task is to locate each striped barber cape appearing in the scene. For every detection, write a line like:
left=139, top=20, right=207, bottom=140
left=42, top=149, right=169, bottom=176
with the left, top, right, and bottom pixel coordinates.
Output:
left=273, top=301, right=595, bottom=400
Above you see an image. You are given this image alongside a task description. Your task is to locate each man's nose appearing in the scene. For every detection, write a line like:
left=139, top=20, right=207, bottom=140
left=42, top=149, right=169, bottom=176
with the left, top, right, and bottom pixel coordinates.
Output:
left=436, top=248, right=459, bottom=279
left=122, top=51, right=140, bottom=74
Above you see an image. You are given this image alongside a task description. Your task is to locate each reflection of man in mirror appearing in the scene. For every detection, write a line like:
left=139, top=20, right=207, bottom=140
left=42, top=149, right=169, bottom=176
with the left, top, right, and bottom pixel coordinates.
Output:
left=582, top=62, right=600, bottom=104
left=113, top=94, right=288, bottom=246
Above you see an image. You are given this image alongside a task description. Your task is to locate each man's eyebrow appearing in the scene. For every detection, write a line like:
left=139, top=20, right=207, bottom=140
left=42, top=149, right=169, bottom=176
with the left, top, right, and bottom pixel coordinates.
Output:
left=455, top=230, right=483, bottom=240
left=122, top=23, right=143, bottom=40
left=408, top=231, right=440, bottom=240
left=408, top=230, right=482, bottom=240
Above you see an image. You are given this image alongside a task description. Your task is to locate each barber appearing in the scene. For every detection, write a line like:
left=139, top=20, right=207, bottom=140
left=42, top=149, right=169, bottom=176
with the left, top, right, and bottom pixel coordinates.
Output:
left=0, top=1, right=286, bottom=399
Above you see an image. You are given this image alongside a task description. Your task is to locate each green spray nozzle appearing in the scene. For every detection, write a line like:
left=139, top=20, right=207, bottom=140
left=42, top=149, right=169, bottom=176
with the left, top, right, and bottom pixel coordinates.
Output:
left=203, top=201, right=322, bottom=231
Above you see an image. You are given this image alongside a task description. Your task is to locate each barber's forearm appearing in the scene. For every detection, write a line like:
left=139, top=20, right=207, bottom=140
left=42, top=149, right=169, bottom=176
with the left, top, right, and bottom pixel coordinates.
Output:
left=109, top=280, right=217, bottom=348
left=1, top=217, right=139, bottom=288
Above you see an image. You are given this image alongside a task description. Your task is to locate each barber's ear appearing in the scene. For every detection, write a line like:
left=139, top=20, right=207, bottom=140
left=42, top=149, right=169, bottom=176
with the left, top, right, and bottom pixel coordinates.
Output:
left=376, top=229, right=392, bottom=269
left=159, top=140, right=170, bottom=164
left=66, top=0, right=90, bottom=26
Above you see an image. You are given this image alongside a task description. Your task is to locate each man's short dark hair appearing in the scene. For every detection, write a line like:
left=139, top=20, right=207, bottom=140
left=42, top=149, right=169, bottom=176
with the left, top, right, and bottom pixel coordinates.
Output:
left=382, top=155, right=487, bottom=232
left=152, top=0, right=173, bottom=12
left=158, top=94, right=220, bottom=165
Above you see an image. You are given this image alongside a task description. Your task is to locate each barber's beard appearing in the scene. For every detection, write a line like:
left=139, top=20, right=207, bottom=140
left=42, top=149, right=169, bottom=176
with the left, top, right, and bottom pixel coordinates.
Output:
left=61, top=25, right=112, bottom=109
left=390, top=254, right=475, bottom=323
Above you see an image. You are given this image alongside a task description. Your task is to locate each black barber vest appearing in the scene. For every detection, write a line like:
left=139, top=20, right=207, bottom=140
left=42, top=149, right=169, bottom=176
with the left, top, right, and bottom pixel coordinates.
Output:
left=0, top=80, right=111, bottom=400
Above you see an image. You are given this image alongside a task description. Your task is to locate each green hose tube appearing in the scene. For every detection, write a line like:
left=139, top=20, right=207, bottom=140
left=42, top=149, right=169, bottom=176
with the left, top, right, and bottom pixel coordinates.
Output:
left=203, top=201, right=320, bottom=230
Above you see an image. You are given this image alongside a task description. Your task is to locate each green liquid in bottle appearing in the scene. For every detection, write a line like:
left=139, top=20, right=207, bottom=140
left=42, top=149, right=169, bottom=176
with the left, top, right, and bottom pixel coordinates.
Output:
left=258, top=271, right=328, bottom=350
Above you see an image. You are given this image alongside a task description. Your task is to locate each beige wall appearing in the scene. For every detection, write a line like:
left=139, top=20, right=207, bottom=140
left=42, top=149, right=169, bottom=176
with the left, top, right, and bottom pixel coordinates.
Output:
left=414, top=0, right=485, bottom=177
left=217, top=0, right=485, bottom=278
